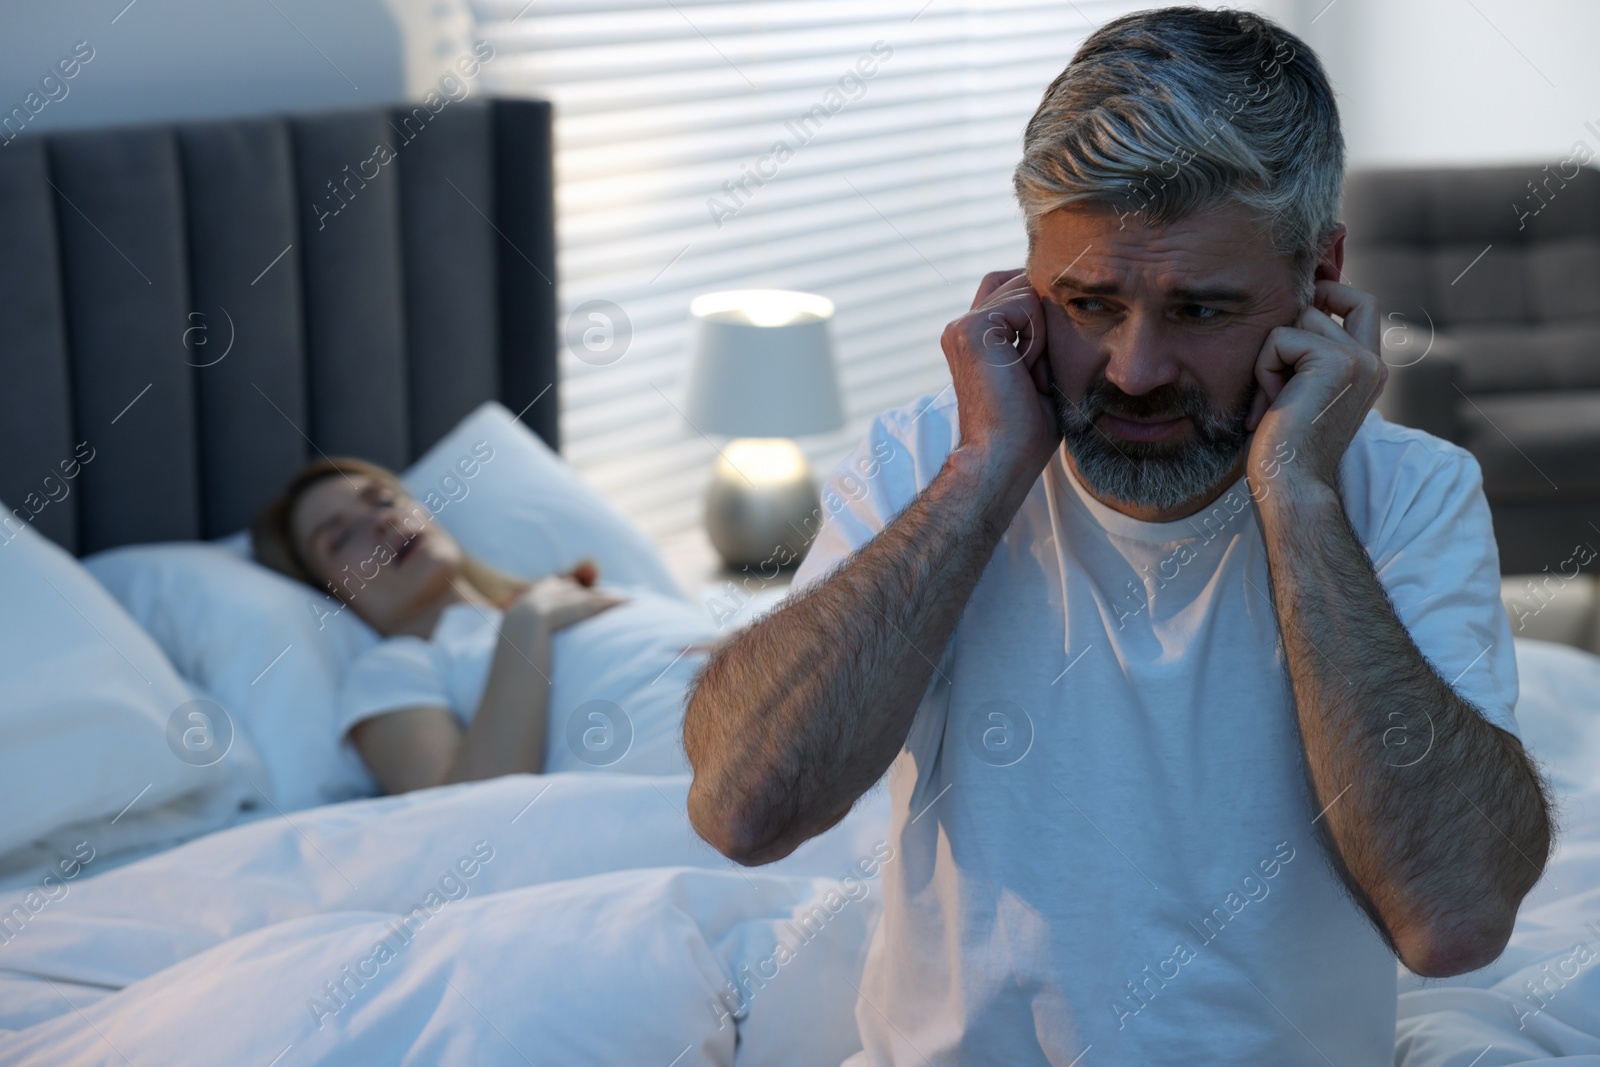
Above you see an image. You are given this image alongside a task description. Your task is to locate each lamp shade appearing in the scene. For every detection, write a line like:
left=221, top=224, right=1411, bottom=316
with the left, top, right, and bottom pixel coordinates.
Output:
left=684, top=289, right=846, bottom=438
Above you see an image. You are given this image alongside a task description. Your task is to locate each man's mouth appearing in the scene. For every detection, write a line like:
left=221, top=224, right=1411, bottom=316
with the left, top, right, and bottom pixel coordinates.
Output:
left=1099, top=412, right=1189, bottom=443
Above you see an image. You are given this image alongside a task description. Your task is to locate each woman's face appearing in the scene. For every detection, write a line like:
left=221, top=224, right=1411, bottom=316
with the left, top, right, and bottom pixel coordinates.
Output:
left=288, top=473, right=465, bottom=631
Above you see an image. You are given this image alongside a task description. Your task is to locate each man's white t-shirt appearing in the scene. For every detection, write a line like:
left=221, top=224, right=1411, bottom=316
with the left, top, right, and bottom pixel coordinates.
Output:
left=789, top=390, right=1520, bottom=1065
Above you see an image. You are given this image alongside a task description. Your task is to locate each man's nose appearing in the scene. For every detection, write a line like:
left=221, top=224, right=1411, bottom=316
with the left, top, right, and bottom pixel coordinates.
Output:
left=1102, top=312, right=1180, bottom=396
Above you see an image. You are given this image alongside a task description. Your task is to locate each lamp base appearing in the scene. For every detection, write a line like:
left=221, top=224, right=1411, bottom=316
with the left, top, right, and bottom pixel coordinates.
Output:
left=705, top=438, right=820, bottom=570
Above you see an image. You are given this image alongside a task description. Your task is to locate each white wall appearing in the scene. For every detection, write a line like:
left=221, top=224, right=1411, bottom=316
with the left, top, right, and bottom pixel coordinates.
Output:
left=1280, top=0, right=1600, bottom=169
left=0, top=0, right=474, bottom=134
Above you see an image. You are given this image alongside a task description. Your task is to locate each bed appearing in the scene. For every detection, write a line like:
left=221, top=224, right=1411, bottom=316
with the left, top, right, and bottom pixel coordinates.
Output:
left=0, top=93, right=575, bottom=861
left=0, top=99, right=1598, bottom=1065
left=0, top=96, right=883, bottom=1065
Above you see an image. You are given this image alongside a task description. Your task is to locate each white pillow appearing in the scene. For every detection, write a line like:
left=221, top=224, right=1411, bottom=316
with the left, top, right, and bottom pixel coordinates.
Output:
left=402, top=401, right=685, bottom=599
left=207, top=404, right=682, bottom=601
left=0, top=513, right=218, bottom=856
left=84, top=544, right=381, bottom=811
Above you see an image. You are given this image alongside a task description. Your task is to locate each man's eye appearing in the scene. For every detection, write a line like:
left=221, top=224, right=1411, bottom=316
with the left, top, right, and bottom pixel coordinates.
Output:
left=1069, top=298, right=1109, bottom=314
left=1181, top=305, right=1222, bottom=321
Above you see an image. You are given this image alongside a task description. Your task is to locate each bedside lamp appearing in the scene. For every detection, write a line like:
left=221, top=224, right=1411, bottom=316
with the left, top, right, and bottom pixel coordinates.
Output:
left=684, top=289, right=846, bottom=570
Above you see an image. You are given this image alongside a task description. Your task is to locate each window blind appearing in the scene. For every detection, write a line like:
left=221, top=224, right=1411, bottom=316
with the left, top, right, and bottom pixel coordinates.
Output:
left=470, top=0, right=1155, bottom=540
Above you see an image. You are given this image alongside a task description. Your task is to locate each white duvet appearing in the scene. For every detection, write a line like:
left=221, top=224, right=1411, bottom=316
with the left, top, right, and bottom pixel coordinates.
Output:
left=1394, top=637, right=1600, bottom=1066
left=1396, top=785, right=1600, bottom=1066
left=0, top=774, right=889, bottom=1066
left=6, top=789, right=1596, bottom=1067
left=3, top=638, right=1599, bottom=1065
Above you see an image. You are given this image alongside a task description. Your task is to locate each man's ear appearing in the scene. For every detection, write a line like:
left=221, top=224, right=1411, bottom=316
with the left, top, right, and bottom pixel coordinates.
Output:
left=1316, top=222, right=1347, bottom=283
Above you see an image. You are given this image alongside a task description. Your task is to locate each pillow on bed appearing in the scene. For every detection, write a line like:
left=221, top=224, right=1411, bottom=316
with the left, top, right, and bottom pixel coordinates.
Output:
left=208, top=401, right=684, bottom=596
left=401, top=400, right=685, bottom=599
left=84, top=544, right=381, bottom=812
left=0, top=513, right=217, bottom=856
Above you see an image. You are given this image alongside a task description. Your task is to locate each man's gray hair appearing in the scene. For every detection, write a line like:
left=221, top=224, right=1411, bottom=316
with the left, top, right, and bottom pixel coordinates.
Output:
left=1013, top=6, right=1345, bottom=308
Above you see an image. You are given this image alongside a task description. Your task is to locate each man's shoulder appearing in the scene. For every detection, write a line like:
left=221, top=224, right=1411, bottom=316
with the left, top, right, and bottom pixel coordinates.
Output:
left=871, top=387, right=960, bottom=449
left=1343, top=409, right=1481, bottom=486
left=853, top=387, right=961, bottom=493
left=1339, top=410, right=1486, bottom=545
left=794, top=387, right=962, bottom=592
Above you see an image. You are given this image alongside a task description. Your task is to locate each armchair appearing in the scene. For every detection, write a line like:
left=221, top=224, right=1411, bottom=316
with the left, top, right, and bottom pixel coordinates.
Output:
left=1342, top=162, right=1600, bottom=575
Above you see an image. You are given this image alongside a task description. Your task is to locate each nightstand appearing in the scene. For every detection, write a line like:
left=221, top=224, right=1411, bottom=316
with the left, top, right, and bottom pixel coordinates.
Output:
left=656, top=525, right=799, bottom=633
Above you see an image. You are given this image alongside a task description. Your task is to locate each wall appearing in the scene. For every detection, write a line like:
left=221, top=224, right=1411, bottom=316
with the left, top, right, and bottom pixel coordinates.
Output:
left=0, top=0, right=473, bottom=136
left=1281, top=0, right=1600, bottom=169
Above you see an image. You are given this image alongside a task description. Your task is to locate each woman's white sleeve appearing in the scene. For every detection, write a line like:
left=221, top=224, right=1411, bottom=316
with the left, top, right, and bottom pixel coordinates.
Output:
left=336, top=638, right=453, bottom=737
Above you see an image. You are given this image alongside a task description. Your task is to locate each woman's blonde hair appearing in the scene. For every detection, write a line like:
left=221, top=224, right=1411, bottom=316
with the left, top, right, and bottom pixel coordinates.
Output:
left=250, top=456, right=526, bottom=609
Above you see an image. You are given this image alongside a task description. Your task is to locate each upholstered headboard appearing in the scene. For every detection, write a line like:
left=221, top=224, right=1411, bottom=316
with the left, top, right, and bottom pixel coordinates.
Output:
left=0, top=97, right=557, bottom=556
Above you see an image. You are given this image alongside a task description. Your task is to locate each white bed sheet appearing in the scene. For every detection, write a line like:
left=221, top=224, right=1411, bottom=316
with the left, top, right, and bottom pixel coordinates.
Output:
left=0, top=773, right=889, bottom=1065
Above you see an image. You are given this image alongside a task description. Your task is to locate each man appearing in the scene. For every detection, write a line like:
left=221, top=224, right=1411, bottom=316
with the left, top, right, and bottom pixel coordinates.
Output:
left=683, top=6, right=1554, bottom=1063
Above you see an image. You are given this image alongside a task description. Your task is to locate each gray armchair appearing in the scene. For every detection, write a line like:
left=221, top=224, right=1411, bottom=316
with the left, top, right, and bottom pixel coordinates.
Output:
left=1342, top=162, right=1600, bottom=575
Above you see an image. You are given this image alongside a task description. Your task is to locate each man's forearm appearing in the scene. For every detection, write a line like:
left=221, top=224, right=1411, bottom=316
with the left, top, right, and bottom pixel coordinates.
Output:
left=1259, top=482, right=1553, bottom=976
left=685, top=445, right=1030, bottom=865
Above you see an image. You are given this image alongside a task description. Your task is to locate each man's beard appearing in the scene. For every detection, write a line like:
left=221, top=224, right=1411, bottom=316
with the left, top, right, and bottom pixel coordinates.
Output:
left=1053, top=374, right=1255, bottom=513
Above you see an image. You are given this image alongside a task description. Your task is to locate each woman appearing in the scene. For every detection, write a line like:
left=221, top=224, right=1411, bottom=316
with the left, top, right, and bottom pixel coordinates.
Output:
left=252, top=457, right=715, bottom=795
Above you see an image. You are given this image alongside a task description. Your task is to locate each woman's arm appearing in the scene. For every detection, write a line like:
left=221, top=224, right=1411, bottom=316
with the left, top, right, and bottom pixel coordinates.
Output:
left=444, top=600, right=556, bottom=785
left=350, top=579, right=625, bottom=794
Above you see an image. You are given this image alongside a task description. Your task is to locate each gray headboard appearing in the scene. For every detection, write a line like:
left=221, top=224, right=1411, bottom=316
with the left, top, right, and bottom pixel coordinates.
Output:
left=0, top=96, right=558, bottom=556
